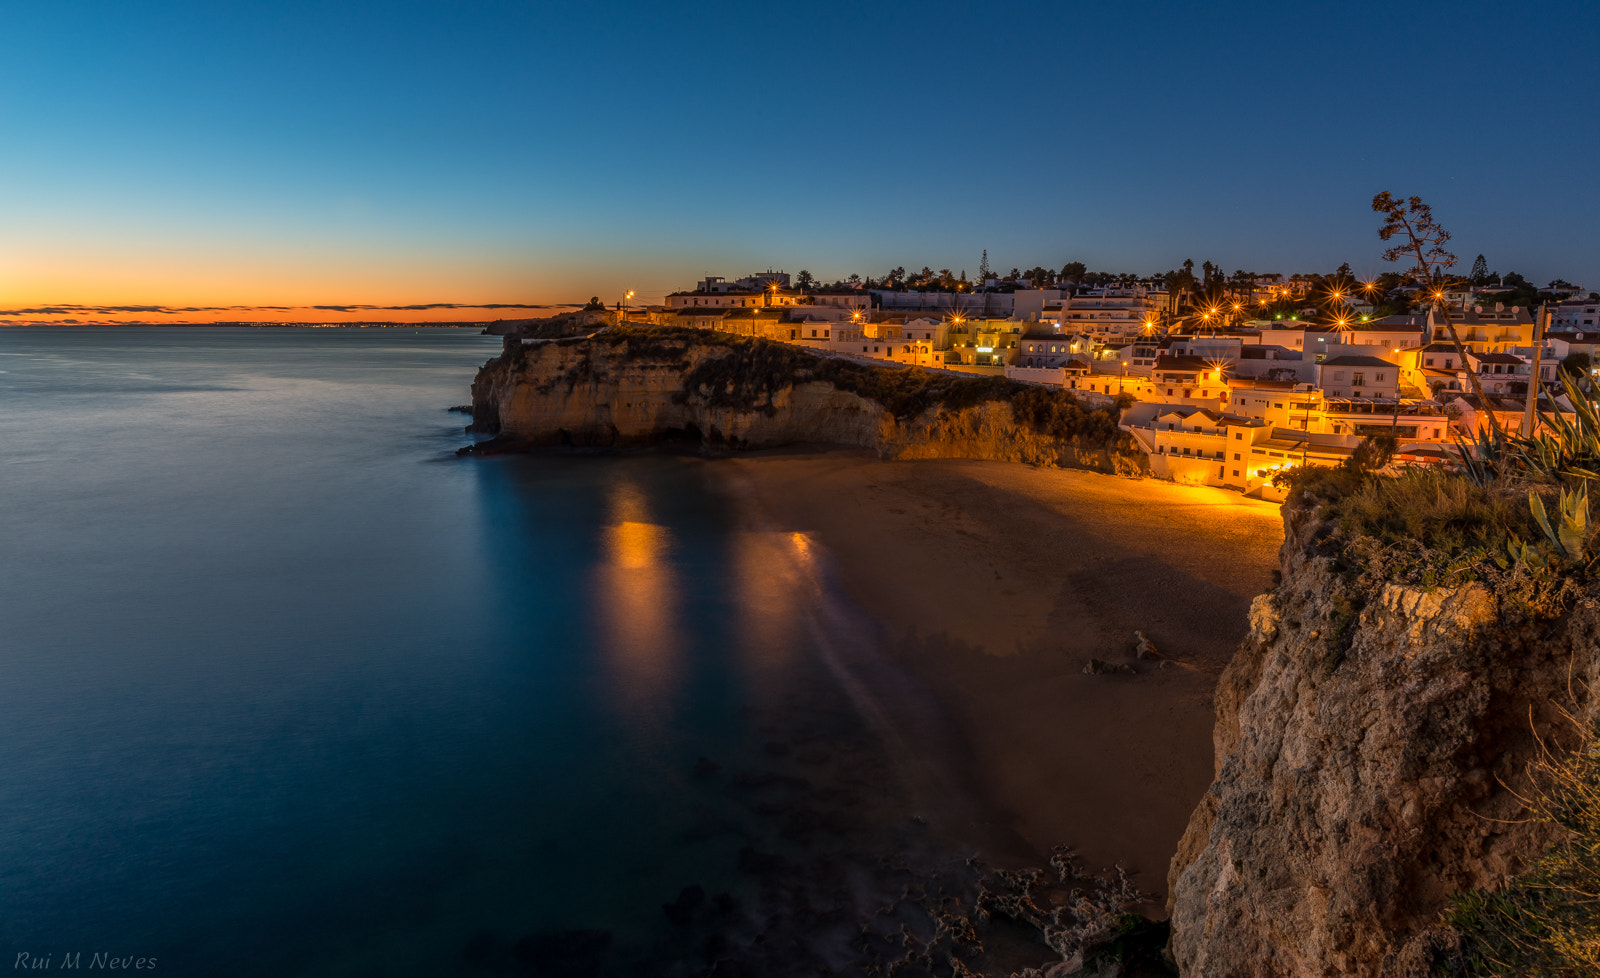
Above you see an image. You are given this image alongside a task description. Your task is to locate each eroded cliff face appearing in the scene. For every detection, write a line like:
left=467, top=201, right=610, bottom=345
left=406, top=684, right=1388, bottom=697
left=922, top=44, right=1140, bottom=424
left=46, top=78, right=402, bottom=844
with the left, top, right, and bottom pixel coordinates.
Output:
left=1167, top=500, right=1600, bottom=977
left=467, top=331, right=1140, bottom=472
left=472, top=335, right=879, bottom=448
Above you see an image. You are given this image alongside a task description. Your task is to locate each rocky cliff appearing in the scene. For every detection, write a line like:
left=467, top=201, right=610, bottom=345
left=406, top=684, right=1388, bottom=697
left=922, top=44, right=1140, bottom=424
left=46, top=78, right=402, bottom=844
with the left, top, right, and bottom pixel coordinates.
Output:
left=1167, top=491, right=1600, bottom=977
left=465, top=326, right=1143, bottom=473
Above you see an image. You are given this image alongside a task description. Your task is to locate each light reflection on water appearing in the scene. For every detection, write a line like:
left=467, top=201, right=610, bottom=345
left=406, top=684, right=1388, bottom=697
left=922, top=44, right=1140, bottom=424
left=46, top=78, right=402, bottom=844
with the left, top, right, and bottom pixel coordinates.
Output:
left=596, top=482, right=683, bottom=712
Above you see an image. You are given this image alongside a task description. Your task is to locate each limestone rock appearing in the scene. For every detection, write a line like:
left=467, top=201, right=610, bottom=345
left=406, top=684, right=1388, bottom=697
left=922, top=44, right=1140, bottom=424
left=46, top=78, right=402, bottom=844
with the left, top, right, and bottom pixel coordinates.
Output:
left=465, top=330, right=1147, bottom=473
left=1247, top=593, right=1278, bottom=642
left=1166, top=501, right=1600, bottom=977
left=1133, top=630, right=1160, bottom=659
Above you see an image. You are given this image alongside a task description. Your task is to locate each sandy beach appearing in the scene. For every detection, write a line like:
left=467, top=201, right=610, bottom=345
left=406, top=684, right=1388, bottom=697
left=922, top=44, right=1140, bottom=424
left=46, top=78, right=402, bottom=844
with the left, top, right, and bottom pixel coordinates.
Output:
left=713, top=449, right=1284, bottom=908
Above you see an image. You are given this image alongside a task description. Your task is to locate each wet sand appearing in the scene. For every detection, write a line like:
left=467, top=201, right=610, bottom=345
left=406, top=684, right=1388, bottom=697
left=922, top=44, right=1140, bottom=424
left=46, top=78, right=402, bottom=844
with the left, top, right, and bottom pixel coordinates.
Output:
left=712, top=449, right=1283, bottom=908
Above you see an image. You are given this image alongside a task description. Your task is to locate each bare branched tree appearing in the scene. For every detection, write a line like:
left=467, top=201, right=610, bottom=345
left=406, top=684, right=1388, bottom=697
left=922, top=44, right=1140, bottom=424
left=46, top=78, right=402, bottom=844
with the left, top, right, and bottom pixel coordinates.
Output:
left=1372, top=192, right=1500, bottom=434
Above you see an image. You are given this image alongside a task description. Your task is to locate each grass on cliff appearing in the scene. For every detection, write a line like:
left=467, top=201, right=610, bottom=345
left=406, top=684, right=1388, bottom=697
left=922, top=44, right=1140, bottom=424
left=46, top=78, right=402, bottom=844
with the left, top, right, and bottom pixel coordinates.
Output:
left=1287, top=463, right=1537, bottom=558
left=1443, top=713, right=1600, bottom=977
left=1277, top=449, right=1574, bottom=604
left=581, top=326, right=1137, bottom=458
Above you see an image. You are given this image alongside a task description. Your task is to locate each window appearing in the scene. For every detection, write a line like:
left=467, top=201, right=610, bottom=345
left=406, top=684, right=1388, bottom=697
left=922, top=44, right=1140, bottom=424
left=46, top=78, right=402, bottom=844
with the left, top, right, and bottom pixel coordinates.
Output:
left=1232, top=469, right=1240, bottom=477
left=1353, top=372, right=1366, bottom=386
left=1426, top=357, right=1434, bottom=366
left=1234, top=453, right=1241, bottom=460
left=1235, top=432, right=1243, bottom=439
left=1376, top=372, right=1385, bottom=382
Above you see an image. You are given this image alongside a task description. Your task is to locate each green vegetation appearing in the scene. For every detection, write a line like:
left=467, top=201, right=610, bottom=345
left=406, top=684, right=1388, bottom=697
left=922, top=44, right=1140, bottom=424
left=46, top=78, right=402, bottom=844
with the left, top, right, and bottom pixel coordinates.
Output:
left=1286, top=463, right=1534, bottom=561
left=1444, top=714, right=1600, bottom=977
left=1281, top=454, right=1581, bottom=614
left=508, top=309, right=609, bottom=341
left=1281, top=369, right=1600, bottom=611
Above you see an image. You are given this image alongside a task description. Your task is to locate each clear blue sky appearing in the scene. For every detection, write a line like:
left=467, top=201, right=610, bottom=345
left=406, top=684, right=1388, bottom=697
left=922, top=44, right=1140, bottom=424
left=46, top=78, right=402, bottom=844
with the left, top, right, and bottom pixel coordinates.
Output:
left=3, top=0, right=1597, bottom=317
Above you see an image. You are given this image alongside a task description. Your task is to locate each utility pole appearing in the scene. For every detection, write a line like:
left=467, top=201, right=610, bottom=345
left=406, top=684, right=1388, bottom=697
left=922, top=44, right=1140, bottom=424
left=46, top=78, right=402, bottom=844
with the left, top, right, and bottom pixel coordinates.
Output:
left=1522, top=304, right=1548, bottom=437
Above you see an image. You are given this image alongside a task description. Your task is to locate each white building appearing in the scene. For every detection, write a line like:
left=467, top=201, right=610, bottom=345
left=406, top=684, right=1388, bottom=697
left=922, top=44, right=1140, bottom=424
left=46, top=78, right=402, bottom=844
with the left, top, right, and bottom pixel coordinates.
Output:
left=1057, top=288, right=1164, bottom=338
left=1315, top=355, right=1400, bottom=400
left=1549, top=299, right=1600, bottom=330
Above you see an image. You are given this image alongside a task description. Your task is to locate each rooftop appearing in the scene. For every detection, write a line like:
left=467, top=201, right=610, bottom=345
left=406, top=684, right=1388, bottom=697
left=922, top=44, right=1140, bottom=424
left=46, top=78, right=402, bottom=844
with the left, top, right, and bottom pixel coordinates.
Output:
left=1153, top=355, right=1216, bottom=371
left=1320, top=355, right=1396, bottom=368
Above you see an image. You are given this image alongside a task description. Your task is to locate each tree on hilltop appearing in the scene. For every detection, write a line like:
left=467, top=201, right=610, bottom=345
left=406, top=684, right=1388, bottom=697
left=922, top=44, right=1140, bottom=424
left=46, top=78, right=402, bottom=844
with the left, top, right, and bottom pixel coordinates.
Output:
left=1373, top=191, right=1499, bottom=433
left=978, top=250, right=991, bottom=284
left=1470, top=254, right=1489, bottom=285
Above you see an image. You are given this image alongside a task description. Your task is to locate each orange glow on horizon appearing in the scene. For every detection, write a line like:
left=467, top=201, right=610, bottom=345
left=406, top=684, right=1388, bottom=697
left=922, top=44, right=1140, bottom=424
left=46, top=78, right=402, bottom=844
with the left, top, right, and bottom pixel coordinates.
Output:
left=0, top=238, right=665, bottom=324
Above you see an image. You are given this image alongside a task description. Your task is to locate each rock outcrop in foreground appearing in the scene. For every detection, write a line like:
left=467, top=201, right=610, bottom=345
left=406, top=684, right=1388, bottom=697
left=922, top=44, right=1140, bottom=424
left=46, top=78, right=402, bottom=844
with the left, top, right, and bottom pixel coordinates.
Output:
left=465, top=326, right=1143, bottom=473
left=1167, top=495, right=1600, bottom=977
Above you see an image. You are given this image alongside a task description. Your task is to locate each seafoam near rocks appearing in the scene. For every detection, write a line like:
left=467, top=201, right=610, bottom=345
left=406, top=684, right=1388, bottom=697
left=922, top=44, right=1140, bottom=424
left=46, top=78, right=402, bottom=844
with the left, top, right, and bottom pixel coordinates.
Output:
left=1167, top=499, right=1600, bottom=977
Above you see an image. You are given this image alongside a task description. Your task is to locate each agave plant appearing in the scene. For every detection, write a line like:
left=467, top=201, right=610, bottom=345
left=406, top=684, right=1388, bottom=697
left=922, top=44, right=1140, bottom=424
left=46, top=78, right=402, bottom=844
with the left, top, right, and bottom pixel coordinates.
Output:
left=1501, top=537, right=1551, bottom=573
left=1452, top=427, right=1506, bottom=488
left=1517, top=371, right=1600, bottom=481
left=1454, top=373, right=1600, bottom=485
left=1530, top=483, right=1593, bottom=566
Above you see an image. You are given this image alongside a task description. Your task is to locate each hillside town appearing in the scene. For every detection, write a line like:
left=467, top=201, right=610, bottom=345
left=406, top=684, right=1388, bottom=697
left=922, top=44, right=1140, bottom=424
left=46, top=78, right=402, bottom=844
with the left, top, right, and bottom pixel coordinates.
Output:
left=619, top=266, right=1600, bottom=499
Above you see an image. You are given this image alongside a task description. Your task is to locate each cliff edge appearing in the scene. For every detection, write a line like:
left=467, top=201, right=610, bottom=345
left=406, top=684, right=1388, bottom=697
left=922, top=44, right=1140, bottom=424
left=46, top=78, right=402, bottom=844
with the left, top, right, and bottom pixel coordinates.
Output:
left=465, top=326, right=1145, bottom=473
left=1167, top=479, right=1600, bottom=977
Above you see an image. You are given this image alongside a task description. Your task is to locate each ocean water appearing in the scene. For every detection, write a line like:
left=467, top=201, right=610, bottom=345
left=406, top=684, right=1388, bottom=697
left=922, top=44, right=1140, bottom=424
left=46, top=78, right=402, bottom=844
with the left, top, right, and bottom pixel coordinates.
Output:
left=0, top=328, right=1022, bottom=977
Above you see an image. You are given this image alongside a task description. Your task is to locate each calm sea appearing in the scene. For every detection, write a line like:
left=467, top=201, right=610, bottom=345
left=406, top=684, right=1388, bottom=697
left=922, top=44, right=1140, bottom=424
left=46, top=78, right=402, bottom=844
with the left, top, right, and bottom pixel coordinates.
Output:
left=0, top=328, right=1005, bottom=977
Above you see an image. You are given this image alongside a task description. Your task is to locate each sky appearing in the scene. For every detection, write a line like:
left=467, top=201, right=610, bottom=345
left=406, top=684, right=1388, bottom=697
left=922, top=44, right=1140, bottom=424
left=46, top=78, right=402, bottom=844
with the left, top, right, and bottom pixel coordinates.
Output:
left=3, top=0, right=1597, bottom=324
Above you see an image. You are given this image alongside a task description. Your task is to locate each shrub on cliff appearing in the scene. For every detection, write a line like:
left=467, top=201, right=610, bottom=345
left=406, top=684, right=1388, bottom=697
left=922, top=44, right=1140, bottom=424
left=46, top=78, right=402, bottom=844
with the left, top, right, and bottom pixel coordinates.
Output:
left=1277, top=460, right=1577, bottom=614
left=1445, top=712, right=1600, bottom=977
